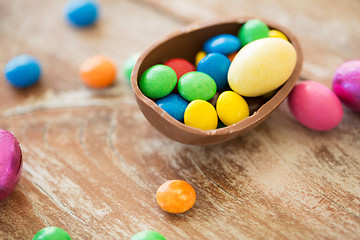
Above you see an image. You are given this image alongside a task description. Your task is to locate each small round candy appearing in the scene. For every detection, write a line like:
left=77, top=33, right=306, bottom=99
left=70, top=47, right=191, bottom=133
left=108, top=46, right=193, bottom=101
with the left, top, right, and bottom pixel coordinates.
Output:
left=203, top=34, right=241, bottom=55
left=269, top=29, right=288, bottom=41
left=197, top=53, right=231, bottom=91
left=164, top=58, right=196, bottom=80
left=80, top=55, right=116, bottom=89
left=227, top=52, right=237, bottom=62
left=195, top=51, right=206, bottom=66
left=238, top=19, right=270, bottom=46
left=64, top=0, right=99, bottom=28
left=333, top=59, right=360, bottom=112
left=131, top=230, right=166, bottom=240
left=123, top=53, right=140, bottom=83
left=288, top=80, right=343, bottom=131
left=4, top=54, right=41, bottom=88
left=156, top=94, right=189, bottom=122
left=139, top=64, right=177, bottom=99
left=32, top=226, right=71, bottom=240
left=178, top=72, right=217, bottom=101
left=216, top=91, right=249, bottom=126
left=0, top=129, right=22, bottom=202
left=156, top=180, right=196, bottom=214
left=184, top=100, right=218, bottom=130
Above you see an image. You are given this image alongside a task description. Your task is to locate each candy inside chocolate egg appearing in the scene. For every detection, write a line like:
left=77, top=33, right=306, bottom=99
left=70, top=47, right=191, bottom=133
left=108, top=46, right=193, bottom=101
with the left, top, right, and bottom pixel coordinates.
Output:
left=131, top=16, right=303, bottom=145
left=0, top=129, right=22, bottom=201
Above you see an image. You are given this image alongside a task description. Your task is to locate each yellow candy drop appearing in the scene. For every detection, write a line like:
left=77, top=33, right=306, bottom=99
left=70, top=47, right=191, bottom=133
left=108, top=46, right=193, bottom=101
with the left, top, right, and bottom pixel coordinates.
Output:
left=216, top=91, right=249, bottom=126
left=184, top=100, right=218, bottom=130
left=228, top=38, right=297, bottom=97
left=195, top=51, right=206, bottom=66
left=269, top=29, right=288, bottom=41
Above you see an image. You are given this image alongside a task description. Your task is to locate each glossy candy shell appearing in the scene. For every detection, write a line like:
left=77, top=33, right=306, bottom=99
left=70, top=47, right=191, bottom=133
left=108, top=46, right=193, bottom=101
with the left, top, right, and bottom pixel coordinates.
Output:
left=64, top=0, right=99, bottom=27
left=216, top=91, right=249, bottom=126
left=79, top=55, right=116, bottom=89
left=197, top=53, right=231, bottom=91
left=203, top=34, right=241, bottom=55
left=178, top=71, right=217, bottom=101
left=139, top=65, right=177, bottom=99
left=0, top=129, right=22, bottom=202
left=131, top=230, right=166, bottom=240
left=156, top=94, right=189, bottom=122
left=333, top=59, right=360, bottom=112
left=184, top=100, right=218, bottom=130
left=5, top=54, right=41, bottom=88
left=32, top=226, right=71, bottom=240
left=288, top=80, right=343, bottom=131
left=156, top=180, right=196, bottom=214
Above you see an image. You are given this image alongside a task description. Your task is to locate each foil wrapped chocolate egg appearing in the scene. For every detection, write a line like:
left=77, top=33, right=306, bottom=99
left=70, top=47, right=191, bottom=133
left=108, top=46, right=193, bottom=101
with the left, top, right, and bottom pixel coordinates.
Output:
left=0, top=129, right=22, bottom=202
left=333, top=59, right=360, bottom=112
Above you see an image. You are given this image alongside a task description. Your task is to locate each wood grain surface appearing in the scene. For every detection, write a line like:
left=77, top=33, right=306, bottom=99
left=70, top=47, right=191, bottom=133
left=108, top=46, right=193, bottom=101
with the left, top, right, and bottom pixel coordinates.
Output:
left=1, top=0, right=359, bottom=239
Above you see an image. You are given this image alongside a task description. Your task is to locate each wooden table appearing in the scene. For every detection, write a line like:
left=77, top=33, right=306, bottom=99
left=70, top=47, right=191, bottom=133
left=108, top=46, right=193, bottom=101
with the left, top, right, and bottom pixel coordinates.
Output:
left=1, top=0, right=359, bottom=239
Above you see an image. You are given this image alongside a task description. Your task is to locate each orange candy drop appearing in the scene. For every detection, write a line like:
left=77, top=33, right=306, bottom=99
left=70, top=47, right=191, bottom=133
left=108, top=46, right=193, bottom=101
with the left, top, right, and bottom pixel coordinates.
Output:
left=227, top=52, right=237, bottom=62
left=79, top=55, right=116, bottom=88
left=156, top=180, right=196, bottom=214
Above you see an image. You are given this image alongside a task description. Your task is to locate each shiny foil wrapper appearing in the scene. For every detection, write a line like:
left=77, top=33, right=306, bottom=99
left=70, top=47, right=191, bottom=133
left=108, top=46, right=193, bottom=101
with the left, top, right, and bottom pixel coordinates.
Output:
left=0, top=129, right=22, bottom=202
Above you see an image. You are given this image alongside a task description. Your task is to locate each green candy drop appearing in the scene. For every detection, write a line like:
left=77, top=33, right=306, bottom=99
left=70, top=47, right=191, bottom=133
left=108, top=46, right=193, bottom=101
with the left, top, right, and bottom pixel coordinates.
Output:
left=32, top=226, right=71, bottom=240
left=238, top=19, right=270, bottom=46
left=139, top=64, right=177, bottom=99
left=123, top=53, right=140, bottom=83
left=178, top=71, right=217, bottom=101
left=131, top=230, right=166, bottom=240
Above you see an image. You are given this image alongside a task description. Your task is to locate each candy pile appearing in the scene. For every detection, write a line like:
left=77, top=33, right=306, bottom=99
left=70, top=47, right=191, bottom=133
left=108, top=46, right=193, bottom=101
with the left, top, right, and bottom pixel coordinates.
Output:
left=138, top=19, right=298, bottom=130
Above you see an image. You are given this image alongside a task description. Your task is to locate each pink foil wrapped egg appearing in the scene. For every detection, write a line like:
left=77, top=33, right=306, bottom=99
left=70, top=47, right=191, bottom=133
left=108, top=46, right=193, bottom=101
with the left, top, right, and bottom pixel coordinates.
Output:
left=0, top=129, right=22, bottom=201
left=333, top=59, right=360, bottom=112
left=288, top=80, right=343, bottom=131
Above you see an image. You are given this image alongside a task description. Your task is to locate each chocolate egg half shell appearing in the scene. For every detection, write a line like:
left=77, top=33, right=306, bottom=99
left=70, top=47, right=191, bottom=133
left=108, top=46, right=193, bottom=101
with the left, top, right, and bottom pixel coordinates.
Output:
left=131, top=16, right=303, bottom=145
left=0, top=129, right=22, bottom=202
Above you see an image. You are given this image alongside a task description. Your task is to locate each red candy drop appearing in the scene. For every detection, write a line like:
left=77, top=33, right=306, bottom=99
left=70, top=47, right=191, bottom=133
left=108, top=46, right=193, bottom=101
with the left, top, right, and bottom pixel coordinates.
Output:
left=164, top=58, right=196, bottom=80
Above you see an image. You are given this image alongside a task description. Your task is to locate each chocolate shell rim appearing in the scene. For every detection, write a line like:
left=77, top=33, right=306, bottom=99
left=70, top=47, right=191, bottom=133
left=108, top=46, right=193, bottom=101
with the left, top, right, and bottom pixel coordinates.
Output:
left=131, top=16, right=303, bottom=139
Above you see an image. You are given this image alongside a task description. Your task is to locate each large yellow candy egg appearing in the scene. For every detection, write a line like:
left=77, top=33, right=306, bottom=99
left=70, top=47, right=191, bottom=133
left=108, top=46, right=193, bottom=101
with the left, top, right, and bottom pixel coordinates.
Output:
left=228, top=38, right=297, bottom=97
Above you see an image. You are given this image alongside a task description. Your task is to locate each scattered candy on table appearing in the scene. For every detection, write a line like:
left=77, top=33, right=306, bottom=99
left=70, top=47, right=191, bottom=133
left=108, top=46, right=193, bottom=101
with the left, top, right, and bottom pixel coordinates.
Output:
left=139, top=64, right=177, bottom=99
left=79, top=55, right=117, bottom=89
left=156, top=94, right=189, bottom=122
left=137, top=19, right=299, bottom=131
left=123, top=53, right=140, bottom=83
left=156, top=180, right=196, bottom=214
left=4, top=54, right=41, bottom=88
left=288, top=80, right=343, bottom=131
left=332, top=59, right=360, bottom=112
left=131, top=230, right=166, bottom=240
left=64, top=0, right=99, bottom=28
left=32, top=226, right=71, bottom=240
left=0, top=129, right=22, bottom=202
